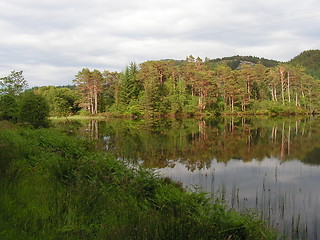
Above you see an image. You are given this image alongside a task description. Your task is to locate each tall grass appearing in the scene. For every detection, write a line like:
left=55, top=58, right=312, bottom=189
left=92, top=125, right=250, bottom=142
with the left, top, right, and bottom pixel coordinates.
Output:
left=0, top=122, right=277, bottom=239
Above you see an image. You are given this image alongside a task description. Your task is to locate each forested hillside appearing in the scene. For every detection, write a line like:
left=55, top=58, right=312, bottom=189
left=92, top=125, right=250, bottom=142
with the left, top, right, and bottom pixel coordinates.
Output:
left=70, top=54, right=319, bottom=117
left=207, top=55, right=279, bottom=69
left=1, top=50, right=320, bottom=120
left=289, top=49, right=320, bottom=80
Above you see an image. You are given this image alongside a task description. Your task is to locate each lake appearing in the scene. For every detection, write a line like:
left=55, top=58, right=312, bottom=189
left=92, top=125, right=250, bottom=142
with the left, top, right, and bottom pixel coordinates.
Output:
left=53, top=116, right=320, bottom=239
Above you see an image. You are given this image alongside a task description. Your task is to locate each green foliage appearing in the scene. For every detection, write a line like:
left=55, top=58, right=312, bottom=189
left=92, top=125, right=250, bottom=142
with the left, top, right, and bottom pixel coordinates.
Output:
left=0, top=72, right=52, bottom=127
left=126, top=99, right=143, bottom=117
left=69, top=50, right=320, bottom=117
left=18, top=91, right=49, bottom=128
left=78, top=109, right=91, bottom=116
left=0, top=94, right=19, bottom=121
left=164, top=77, right=187, bottom=115
left=0, top=126, right=277, bottom=240
left=4, top=51, right=320, bottom=120
left=35, top=86, right=80, bottom=116
left=0, top=71, right=28, bottom=95
left=102, top=70, right=120, bottom=109
left=289, top=49, right=320, bottom=79
left=251, top=101, right=309, bottom=115
left=136, top=61, right=166, bottom=115
left=118, top=62, right=142, bottom=105
left=207, top=55, right=279, bottom=69
left=74, top=68, right=106, bottom=114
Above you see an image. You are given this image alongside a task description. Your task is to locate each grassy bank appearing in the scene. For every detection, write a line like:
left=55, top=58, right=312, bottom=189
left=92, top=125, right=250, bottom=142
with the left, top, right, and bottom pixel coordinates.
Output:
left=0, top=121, right=278, bottom=239
left=51, top=103, right=313, bottom=122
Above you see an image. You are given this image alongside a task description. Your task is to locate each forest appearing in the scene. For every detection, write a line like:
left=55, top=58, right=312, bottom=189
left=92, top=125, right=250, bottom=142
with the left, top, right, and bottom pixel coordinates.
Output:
left=1, top=50, right=320, bottom=124
left=70, top=55, right=320, bottom=117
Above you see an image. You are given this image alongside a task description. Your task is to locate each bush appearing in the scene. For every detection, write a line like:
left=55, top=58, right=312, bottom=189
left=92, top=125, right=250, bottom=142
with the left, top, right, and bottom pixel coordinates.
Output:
left=18, top=91, right=49, bottom=128
left=78, top=109, right=91, bottom=116
left=255, top=109, right=271, bottom=115
left=0, top=94, right=19, bottom=121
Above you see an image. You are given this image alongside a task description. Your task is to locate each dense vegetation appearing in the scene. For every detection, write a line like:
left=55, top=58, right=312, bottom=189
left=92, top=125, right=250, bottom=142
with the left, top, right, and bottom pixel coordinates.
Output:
left=289, top=49, right=320, bottom=80
left=1, top=50, right=319, bottom=120
left=0, top=71, right=49, bottom=127
left=70, top=55, right=320, bottom=117
left=0, top=122, right=277, bottom=239
left=207, top=55, right=279, bottom=69
left=69, top=50, right=320, bottom=117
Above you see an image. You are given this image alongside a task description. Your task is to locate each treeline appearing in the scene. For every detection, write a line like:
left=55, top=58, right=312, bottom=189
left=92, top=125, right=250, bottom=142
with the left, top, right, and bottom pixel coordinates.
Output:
left=72, top=55, right=320, bottom=117
left=0, top=71, right=49, bottom=127
left=207, top=55, right=279, bottom=69
left=1, top=53, right=320, bottom=120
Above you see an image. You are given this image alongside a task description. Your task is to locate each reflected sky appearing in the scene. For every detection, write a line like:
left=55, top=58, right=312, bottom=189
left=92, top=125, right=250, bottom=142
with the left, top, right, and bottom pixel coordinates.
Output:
left=53, top=116, right=320, bottom=239
left=158, top=157, right=320, bottom=239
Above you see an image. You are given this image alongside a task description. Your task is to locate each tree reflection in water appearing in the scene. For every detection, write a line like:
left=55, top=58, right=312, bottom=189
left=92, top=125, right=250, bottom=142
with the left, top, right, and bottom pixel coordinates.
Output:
left=54, top=116, right=320, bottom=239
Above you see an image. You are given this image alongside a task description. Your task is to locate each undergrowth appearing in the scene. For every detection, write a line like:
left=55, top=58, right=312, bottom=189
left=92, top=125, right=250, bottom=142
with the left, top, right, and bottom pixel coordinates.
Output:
left=0, top=122, right=278, bottom=239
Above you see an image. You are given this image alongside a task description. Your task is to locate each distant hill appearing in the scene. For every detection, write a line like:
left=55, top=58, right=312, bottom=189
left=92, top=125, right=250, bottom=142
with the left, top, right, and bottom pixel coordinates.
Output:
left=162, top=55, right=280, bottom=69
left=56, top=85, right=76, bottom=90
left=207, top=55, right=280, bottom=69
left=288, top=49, right=320, bottom=79
left=163, top=50, right=320, bottom=79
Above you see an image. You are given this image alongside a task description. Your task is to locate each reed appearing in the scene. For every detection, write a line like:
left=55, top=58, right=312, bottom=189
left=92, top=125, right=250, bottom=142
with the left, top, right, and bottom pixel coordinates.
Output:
left=0, top=125, right=277, bottom=240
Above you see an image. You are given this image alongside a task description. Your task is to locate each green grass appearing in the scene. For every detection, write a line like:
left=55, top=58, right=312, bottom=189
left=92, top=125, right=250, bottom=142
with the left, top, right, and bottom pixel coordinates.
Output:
left=49, top=115, right=107, bottom=121
left=0, top=122, right=278, bottom=240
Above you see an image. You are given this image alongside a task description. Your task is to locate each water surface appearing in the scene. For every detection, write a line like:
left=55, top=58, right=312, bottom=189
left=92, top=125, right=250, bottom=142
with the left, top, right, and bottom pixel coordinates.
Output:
left=54, top=116, right=320, bottom=239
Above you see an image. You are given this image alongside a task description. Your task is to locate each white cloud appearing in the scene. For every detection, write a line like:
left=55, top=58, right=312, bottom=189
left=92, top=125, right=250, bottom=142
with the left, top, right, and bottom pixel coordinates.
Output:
left=0, top=0, right=320, bottom=86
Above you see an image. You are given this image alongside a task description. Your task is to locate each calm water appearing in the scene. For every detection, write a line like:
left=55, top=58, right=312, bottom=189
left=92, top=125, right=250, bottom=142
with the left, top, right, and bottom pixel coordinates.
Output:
left=54, top=116, right=320, bottom=239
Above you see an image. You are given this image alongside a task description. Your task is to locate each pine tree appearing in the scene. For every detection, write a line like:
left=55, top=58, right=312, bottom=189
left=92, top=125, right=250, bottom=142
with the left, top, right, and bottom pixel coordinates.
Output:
left=74, top=69, right=105, bottom=114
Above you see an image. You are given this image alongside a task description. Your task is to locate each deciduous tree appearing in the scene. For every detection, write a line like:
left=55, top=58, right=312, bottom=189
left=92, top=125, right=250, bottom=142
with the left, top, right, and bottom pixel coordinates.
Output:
left=18, top=91, right=49, bottom=128
left=0, top=71, right=28, bottom=95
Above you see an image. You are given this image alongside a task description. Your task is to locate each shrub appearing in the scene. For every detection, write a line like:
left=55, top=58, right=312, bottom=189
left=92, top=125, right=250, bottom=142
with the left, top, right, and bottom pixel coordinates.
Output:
left=0, top=94, right=19, bottom=122
left=18, top=91, right=49, bottom=128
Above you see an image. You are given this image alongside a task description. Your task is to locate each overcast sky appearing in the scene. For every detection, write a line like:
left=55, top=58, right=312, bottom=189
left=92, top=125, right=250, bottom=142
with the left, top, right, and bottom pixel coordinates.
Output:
left=1, top=0, right=319, bottom=87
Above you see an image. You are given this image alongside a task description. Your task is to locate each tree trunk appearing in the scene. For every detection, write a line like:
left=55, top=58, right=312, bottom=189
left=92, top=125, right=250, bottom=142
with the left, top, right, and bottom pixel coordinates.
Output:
left=94, top=86, right=98, bottom=114
left=274, top=86, right=278, bottom=102
left=90, top=93, right=94, bottom=114
left=247, top=76, right=251, bottom=100
left=270, top=87, right=275, bottom=101
left=280, top=67, right=285, bottom=105
left=231, top=96, right=234, bottom=112
left=287, top=71, right=291, bottom=103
